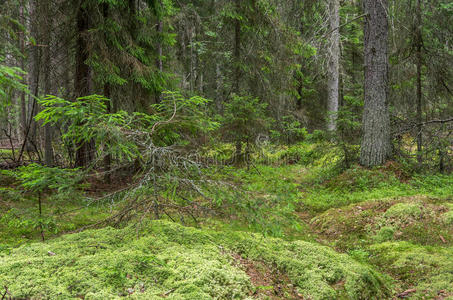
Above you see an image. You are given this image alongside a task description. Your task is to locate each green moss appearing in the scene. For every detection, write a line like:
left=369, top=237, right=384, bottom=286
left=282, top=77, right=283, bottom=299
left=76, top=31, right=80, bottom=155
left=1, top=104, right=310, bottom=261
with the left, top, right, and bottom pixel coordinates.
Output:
left=0, top=221, right=390, bottom=299
left=383, top=203, right=422, bottom=219
left=373, top=226, right=395, bottom=243
left=369, top=242, right=453, bottom=298
left=312, top=198, right=453, bottom=249
left=442, top=211, right=453, bottom=225
left=301, top=172, right=453, bottom=212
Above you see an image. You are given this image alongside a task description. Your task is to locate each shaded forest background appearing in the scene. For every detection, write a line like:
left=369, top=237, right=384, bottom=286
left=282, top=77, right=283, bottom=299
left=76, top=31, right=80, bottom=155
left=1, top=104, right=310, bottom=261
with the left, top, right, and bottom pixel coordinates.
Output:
left=1, top=0, right=451, bottom=171
left=1, top=1, right=453, bottom=299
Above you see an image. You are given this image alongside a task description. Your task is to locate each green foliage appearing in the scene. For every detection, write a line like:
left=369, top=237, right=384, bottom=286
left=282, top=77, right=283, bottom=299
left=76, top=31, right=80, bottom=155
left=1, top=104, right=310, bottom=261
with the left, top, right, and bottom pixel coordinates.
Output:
left=221, top=95, right=269, bottom=145
left=2, top=164, right=86, bottom=241
left=0, top=61, right=28, bottom=113
left=12, top=163, right=84, bottom=194
left=36, top=95, right=141, bottom=161
left=36, top=92, right=215, bottom=163
left=151, top=91, right=218, bottom=146
left=270, top=115, right=308, bottom=144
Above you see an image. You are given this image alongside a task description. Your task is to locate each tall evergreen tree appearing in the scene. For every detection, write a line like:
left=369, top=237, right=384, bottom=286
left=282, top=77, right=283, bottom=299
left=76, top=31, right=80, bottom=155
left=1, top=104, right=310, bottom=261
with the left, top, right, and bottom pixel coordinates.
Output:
left=360, top=0, right=391, bottom=167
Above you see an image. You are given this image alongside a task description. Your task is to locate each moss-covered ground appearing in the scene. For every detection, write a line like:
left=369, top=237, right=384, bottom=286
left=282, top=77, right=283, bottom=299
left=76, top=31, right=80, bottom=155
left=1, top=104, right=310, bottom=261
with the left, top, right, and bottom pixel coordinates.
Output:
left=1, top=220, right=391, bottom=299
left=1, top=144, right=452, bottom=299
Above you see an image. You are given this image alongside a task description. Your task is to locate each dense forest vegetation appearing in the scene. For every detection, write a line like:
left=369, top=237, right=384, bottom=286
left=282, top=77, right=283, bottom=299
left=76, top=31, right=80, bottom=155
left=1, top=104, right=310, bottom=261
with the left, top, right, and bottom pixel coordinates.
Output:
left=0, top=0, right=452, bottom=299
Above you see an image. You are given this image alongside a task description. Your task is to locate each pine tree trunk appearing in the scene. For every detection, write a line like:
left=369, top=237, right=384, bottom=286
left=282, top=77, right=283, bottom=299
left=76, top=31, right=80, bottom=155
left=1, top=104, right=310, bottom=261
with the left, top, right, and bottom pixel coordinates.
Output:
left=27, top=0, right=39, bottom=153
left=296, top=22, right=304, bottom=110
left=360, top=0, right=391, bottom=167
left=233, top=0, right=241, bottom=94
left=19, top=1, right=27, bottom=144
left=416, top=0, right=423, bottom=167
left=156, top=2, right=163, bottom=103
left=42, top=0, right=54, bottom=166
left=216, top=63, right=223, bottom=114
left=327, top=0, right=340, bottom=132
left=74, top=2, right=93, bottom=168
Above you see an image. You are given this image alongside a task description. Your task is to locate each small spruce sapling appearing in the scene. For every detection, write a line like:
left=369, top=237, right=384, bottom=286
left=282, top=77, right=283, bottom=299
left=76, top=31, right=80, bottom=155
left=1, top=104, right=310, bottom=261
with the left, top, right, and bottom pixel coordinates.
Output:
left=11, top=164, right=84, bottom=241
left=222, top=95, right=270, bottom=164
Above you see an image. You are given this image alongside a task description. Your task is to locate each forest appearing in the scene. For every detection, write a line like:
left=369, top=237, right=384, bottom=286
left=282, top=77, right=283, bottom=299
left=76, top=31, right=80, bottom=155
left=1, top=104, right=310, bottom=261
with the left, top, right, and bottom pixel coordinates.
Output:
left=0, top=0, right=452, bottom=299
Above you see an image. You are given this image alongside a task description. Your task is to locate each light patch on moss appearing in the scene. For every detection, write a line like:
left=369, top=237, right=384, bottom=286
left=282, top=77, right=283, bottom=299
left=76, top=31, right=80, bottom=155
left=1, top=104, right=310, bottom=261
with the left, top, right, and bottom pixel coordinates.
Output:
left=373, top=226, right=395, bottom=243
left=442, top=211, right=453, bottom=225
left=0, top=221, right=390, bottom=299
left=384, top=203, right=422, bottom=219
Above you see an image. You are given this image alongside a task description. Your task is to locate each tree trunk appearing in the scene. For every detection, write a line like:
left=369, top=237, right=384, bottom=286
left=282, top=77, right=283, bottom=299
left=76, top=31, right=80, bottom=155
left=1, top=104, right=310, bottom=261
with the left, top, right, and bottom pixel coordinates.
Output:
left=74, top=2, right=93, bottom=168
left=42, top=0, right=54, bottom=166
left=156, top=0, right=163, bottom=103
left=19, top=1, right=27, bottom=144
left=103, top=3, right=112, bottom=182
left=360, top=0, right=391, bottom=167
left=233, top=0, right=241, bottom=94
left=215, top=62, right=223, bottom=114
left=327, top=0, right=340, bottom=132
left=27, top=0, right=39, bottom=153
left=296, top=22, right=304, bottom=110
left=416, top=0, right=423, bottom=167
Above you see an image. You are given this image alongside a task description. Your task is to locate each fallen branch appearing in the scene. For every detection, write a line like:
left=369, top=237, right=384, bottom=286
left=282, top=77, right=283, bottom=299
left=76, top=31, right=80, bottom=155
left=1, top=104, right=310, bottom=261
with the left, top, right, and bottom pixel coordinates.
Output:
left=397, top=289, right=416, bottom=298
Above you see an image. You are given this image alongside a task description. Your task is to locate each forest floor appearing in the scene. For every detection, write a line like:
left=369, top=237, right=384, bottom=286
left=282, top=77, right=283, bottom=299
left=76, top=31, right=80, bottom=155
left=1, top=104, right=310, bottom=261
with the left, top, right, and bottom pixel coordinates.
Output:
left=1, top=143, right=452, bottom=299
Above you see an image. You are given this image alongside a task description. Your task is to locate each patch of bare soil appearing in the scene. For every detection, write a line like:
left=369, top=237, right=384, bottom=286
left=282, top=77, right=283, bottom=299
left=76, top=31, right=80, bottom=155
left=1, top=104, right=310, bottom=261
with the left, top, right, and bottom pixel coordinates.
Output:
left=231, top=253, right=303, bottom=300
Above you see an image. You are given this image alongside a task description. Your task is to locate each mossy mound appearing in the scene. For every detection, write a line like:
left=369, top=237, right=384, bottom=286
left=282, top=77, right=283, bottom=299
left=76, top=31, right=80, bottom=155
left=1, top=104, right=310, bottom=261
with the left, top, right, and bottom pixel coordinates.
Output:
left=311, top=197, right=453, bottom=248
left=369, top=242, right=453, bottom=299
left=0, top=221, right=390, bottom=299
left=442, top=211, right=453, bottom=225
left=383, top=203, right=422, bottom=219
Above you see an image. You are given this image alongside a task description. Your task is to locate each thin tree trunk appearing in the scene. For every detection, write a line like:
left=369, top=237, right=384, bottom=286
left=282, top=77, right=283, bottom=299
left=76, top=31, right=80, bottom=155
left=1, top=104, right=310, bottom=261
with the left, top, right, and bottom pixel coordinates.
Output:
left=19, top=1, right=27, bottom=144
left=233, top=0, right=241, bottom=94
left=416, top=0, right=423, bottom=167
left=297, top=22, right=304, bottom=110
left=215, top=63, right=223, bottom=114
left=42, top=0, right=54, bottom=166
left=327, top=0, right=340, bottom=132
left=156, top=1, right=163, bottom=103
left=360, top=0, right=391, bottom=167
left=27, top=0, right=40, bottom=153
left=103, top=84, right=112, bottom=183
left=102, top=3, right=112, bottom=182
left=74, top=2, right=93, bottom=167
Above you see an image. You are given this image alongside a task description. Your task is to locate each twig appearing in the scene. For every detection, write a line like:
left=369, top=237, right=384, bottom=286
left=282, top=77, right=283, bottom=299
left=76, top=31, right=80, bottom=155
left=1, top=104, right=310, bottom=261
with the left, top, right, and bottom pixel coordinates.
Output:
left=322, top=13, right=368, bottom=37
left=150, top=98, right=177, bottom=134
left=1, top=286, right=8, bottom=300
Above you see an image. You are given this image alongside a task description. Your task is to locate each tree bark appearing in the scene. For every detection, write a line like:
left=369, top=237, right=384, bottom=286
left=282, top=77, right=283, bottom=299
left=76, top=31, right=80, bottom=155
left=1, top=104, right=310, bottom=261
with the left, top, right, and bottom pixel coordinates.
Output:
left=74, top=1, right=93, bottom=168
left=327, top=0, right=340, bottom=132
left=215, top=62, right=223, bottom=114
left=416, top=0, right=423, bottom=167
left=360, top=0, right=391, bottom=167
left=296, top=22, right=304, bottom=110
left=42, top=0, right=54, bottom=166
left=233, top=0, right=241, bottom=94
left=156, top=17, right=163, bottom=103
left=19, top=1, right=27, bottom=144
left=27, top=0, right=39, bottom=152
